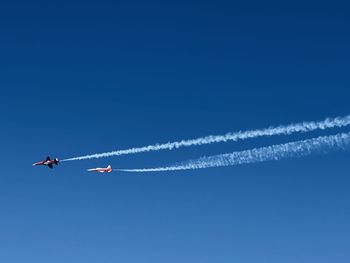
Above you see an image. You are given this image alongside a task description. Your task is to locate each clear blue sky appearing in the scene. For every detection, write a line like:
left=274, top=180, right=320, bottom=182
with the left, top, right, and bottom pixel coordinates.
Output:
left=1, top=0, right=350, bottom=262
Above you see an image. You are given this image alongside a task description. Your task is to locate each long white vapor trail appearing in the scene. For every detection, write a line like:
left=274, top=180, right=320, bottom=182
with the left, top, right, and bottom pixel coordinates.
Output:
left=117, top=132, right=350, bottom=172
left=62, top=115, right=350, bottom=161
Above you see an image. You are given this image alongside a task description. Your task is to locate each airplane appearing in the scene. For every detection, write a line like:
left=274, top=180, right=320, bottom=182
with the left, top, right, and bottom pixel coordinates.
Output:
left=33, top=156, right=59, bottom=169
left=87, top=165, right=113, bottom=173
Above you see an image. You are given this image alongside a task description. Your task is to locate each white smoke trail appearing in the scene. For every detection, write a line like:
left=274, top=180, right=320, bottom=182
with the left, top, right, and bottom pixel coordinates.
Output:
left=62, top=115, right=350, bottom=161
left=117, top=132, right=350, bottom=172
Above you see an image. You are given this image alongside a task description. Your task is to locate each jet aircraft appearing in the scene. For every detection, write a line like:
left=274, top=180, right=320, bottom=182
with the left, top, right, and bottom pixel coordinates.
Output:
left=87, top=165, right=113, bottom=173
left=33, top=156, right=59, bottom=169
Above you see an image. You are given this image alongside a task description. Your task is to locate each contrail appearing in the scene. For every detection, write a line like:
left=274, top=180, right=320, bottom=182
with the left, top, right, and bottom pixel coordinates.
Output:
left=117, top=132, right=350, bottom=172
left=62, top=115, right=350, bottom=161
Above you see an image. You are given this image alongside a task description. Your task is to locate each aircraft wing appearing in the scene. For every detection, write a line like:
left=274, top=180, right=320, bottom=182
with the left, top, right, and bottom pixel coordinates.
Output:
left=48, top=163, right=53, bottom=169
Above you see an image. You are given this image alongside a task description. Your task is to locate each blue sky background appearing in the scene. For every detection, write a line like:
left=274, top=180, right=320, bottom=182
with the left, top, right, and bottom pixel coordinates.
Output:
left=1, top=0, right=350, bottom=262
